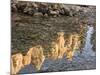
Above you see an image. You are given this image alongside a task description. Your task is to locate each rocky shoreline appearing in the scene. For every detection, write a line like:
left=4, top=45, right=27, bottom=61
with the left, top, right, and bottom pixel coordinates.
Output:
left=11, top=1, right=96, bottom=54
left=11, top=0, right=95, bottom=17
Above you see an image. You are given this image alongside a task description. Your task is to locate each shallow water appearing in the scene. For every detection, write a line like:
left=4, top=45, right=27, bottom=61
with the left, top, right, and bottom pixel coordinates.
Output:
left=82, top=26, right=96, bottom=57
left=18, top=25, right=96, bottom=74
left=11, top=3, right=96, bottom=74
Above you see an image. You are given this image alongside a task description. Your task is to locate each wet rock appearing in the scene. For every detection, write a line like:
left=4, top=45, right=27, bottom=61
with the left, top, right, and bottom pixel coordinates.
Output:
left=16, top=1, right=27, bottom=13
left=11, top=1, right=94, bottom=17
left=38, top=7, right=49, bottom=16
left=11, top=3, right=17, bottom=12
left=11, top=0, right=18, bottom=4
left=40, top=3, right=48, bottom=7
left=49, top=10, right=60, bottom=17
left=34, top=12, right=43, bottom=16
left=23, top=7, right=34, bottom=15
left=32, top=3, right=38, bottom=8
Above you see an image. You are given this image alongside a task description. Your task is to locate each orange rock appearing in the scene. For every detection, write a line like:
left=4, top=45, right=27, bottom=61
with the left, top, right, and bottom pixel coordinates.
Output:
left=23, top=49, right=32, bottom=66
left=29, top=45, right=45, bottom=70
left=49, top=42, right=59, bottom=60
left=56, top=32, right=65, bottom=58
left=11, top=53, right=23, bottom=74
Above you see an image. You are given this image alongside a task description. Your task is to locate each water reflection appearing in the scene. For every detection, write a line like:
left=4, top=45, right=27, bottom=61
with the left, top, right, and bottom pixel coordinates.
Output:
left=82, top=26, right=96, bottom=57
